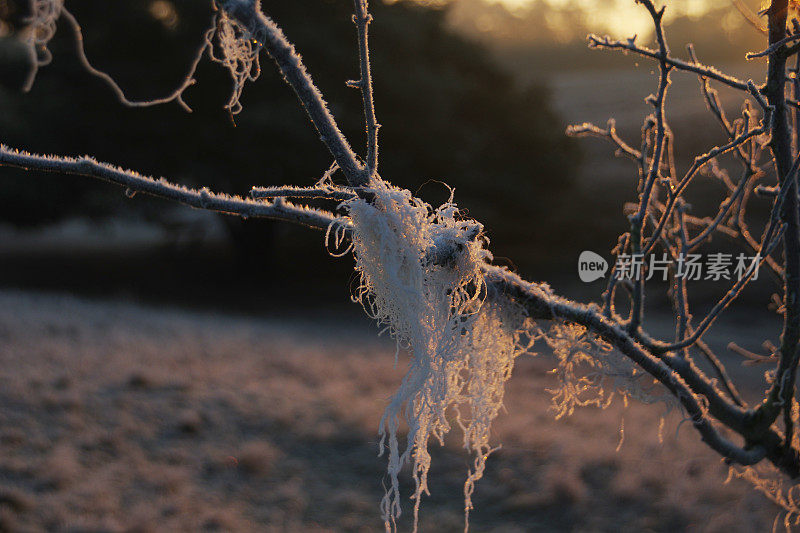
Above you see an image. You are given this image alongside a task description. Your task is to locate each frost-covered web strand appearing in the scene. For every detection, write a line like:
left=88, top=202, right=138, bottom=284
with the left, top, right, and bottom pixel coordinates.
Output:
left=339, top=180, right=532, bottom=531
left=543, top=321, right=678, bottom=420
left=208, top=8, right=262, bottom=114
left=22, top=0, right=64, bottom=91
left=340, top=181, right=689, bottom=531
left=21, top=2, right=213, bottom=112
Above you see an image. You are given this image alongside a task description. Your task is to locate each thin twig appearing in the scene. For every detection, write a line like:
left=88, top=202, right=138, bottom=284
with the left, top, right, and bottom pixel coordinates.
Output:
left=566, top=120, right=641, bottom=161
left=694, top=338, right=746, bottom=407
left=588, top=34, right=750, bottom=91
left=627, top=0, right=671, bottom=335
left=250, top=185, right=356, bottom=202
left=732, top=0, right=768, bottom=34
left=747, top=32, right=800, bottom=59
left=350, top=0, right=379, bottom=177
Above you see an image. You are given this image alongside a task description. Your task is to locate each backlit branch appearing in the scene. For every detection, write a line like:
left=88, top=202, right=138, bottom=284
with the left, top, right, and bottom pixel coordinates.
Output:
left=627, top=0, right=671, bottom=335
left=754, top=0, right=800, bottom=443
left=5, top=135, right=783, bottom=476
left=587, top=34, right=750, bottom=92
left=486, top=266, right=788, bottom=472
left=747, top=31, right=800, bottom=59
left=570, top=0, right=800, bottom=490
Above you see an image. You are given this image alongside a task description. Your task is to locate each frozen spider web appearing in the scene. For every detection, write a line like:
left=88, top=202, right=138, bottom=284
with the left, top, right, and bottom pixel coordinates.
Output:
left=330, top=178, right=534, bottom=531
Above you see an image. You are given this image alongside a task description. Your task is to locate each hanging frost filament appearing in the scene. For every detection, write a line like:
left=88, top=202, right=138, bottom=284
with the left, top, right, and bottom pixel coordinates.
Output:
left=29, top=0, right=62, bottom=55
left=22, top=0, right=64, bottom=90
left=545, top=322, right=678, bottom=420
left=208, top=5, right=263, bottom=114
left=337, top=179, right=536, bottom=530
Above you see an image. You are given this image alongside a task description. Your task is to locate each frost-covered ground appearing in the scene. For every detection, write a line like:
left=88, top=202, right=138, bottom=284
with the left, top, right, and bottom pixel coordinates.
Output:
left=0, top=290, right=778, bottom=531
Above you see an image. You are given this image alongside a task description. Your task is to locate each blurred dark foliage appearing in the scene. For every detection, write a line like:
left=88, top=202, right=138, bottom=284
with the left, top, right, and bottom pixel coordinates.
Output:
left=0, top=0, right=30, bottom=30
left=0, top=0, right=577, bottom=259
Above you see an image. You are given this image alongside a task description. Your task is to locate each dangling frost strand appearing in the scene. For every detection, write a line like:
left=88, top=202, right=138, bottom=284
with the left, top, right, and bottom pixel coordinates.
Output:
left=208, top=3, right=263, bottom=114
left=22, top=0, right=64, bottom=91
left=339, top=179, right=532, bottom=531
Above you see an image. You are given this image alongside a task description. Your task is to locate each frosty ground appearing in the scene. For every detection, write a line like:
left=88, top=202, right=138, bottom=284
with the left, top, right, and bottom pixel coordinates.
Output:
left=0, top=289, right=779, bottom=532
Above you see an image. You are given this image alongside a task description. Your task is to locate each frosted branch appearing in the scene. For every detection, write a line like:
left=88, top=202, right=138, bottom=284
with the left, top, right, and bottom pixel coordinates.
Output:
left=250, top=185, right=356, bottom=202
left=0, top=144, right=345, bottom=231
left=483, top=266, right=774, bottom=470
left=587, top=34, right=750, bottom=92
left=644, top=124, right=767, bottom=255
left=350, top=0, right=380, bottom=176
left=566, top=120, right=641, bottom=161
left=748, top=32, right=800, bottom=59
